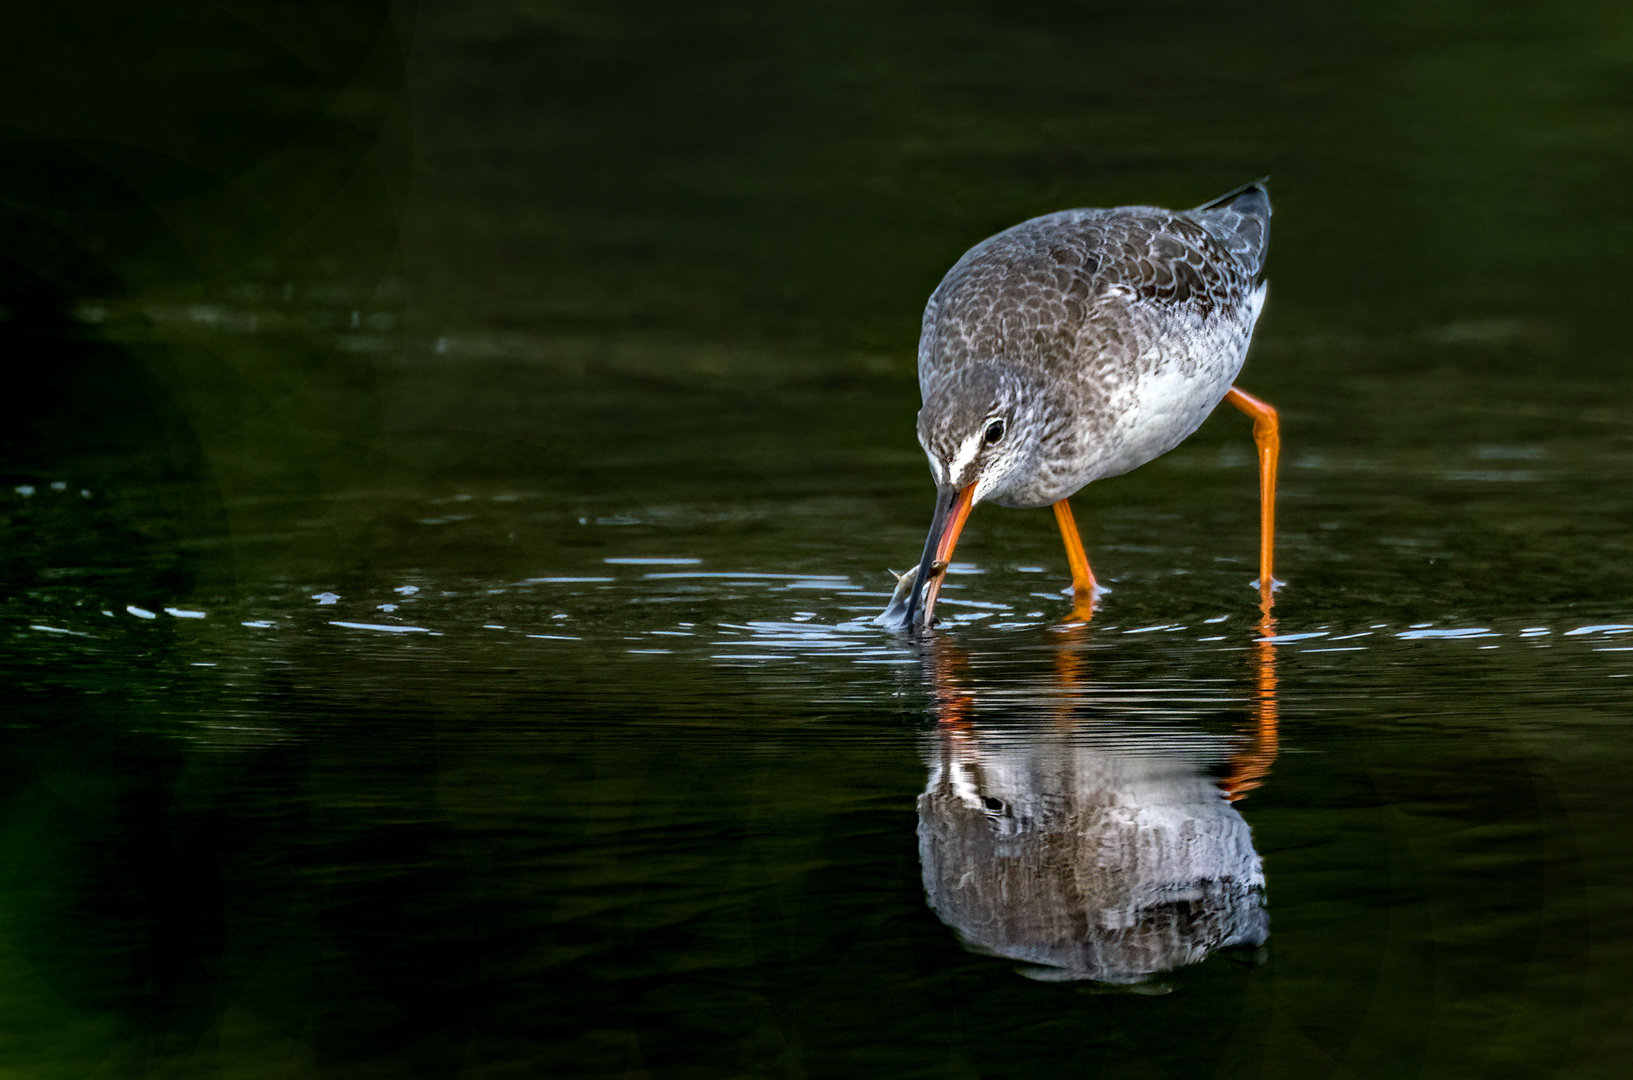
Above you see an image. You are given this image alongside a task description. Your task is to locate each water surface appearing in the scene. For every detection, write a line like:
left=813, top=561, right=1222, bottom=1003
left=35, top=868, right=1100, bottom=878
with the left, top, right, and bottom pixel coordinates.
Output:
left=5, top=1, right=1633, bottom=1077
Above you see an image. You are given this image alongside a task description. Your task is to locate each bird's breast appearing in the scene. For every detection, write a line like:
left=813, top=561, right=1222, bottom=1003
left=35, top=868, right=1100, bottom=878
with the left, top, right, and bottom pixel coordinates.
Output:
left=988, top=311, right=1255, bottom=509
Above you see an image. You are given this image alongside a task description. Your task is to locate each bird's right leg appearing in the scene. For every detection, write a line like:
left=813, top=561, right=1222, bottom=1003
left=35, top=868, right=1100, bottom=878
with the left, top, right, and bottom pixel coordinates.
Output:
left=1052, top=498, right=1098, bottom=622
left=1224, top=386, right=1280, bottom=604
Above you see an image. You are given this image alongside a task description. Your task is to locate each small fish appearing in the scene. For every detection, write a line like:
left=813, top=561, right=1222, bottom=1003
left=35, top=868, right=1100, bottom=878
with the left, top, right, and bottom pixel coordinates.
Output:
left=875, top=562, right=946, bottom=631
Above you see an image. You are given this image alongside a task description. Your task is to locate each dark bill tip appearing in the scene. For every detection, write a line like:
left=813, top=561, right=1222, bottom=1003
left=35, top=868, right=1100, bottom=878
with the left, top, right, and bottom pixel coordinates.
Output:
left=877, top=484, right=973, bottom=634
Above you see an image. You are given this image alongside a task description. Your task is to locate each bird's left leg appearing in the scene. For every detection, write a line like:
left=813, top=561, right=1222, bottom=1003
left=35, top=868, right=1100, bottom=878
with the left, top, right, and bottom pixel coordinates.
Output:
left=1224, top=386, right=1280, bottom=602
left=1052, top=498, right=1098, bottom=622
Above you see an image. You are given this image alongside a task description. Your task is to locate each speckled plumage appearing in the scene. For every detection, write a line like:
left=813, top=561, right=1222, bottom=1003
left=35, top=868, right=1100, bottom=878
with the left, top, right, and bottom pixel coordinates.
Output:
left=884, top=181, right=1275, bottom=632
left=916, top=181, right=1269, bottom=509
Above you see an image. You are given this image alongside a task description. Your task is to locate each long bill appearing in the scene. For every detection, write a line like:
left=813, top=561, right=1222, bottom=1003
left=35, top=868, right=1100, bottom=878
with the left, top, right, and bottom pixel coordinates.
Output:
left=902, top=482, right=977, bottom=631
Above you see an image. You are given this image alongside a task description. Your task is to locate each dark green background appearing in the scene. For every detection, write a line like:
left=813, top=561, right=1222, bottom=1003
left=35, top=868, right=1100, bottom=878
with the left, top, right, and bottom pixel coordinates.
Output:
left=3, top=2, right=1633, bottom=1078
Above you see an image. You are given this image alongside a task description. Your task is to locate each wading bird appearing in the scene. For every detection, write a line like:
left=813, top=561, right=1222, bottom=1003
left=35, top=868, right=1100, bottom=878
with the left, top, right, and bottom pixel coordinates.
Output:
left=883, top=180, right=1280, bottom=631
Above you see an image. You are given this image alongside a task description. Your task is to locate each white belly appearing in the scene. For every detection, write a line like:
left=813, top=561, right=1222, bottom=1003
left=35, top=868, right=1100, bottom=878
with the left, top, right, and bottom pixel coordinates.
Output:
left=1089, top=357, right=1240, bottom=481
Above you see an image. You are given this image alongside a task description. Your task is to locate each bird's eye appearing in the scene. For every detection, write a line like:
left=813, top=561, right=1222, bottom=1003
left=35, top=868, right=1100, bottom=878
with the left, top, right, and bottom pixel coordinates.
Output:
left=983, top=419, right=1005, bottom=445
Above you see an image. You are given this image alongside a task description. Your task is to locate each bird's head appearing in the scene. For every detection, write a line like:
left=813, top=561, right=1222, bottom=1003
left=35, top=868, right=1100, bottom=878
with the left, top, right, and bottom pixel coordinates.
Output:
left=916, top=361, right=1056, bottom=505
left=881, top=362, right=1065, bottom=632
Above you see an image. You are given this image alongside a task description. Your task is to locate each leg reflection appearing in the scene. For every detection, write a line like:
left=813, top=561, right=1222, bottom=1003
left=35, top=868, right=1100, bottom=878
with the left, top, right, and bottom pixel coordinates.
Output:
left=1219, top=596, right=1280, bottom=802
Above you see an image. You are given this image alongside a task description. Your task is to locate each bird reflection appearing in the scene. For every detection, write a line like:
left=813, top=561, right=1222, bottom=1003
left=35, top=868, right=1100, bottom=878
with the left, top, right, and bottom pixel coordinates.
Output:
left=916, top=605, right=1279, bottom=983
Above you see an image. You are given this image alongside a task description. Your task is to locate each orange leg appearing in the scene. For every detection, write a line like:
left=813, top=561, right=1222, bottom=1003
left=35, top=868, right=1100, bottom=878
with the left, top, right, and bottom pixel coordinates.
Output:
left=1224, top=386, right=1280, bottom=604
left=1051, top=498, right=1098, bottom=622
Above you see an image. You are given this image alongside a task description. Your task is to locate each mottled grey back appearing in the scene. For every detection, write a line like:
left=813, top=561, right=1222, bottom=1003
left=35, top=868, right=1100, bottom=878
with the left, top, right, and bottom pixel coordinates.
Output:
left=918, top=182, right=1270, bottom=397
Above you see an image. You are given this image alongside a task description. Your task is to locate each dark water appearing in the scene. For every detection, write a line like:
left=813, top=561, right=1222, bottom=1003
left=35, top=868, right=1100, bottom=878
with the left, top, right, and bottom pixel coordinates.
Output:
left=5, top=1, right=1633, bottom=1077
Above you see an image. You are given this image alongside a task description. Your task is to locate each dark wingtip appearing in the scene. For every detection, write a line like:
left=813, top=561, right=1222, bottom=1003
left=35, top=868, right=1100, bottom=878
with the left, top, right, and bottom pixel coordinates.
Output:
left=1198, top=177, right=1271, bottom=217
left=1193, top=178, right=1271, bottom=278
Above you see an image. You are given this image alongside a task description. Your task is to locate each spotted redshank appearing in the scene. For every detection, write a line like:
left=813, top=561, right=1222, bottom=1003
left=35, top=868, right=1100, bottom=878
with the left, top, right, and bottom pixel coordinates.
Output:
left=882, top=179, right=1280, bottom=631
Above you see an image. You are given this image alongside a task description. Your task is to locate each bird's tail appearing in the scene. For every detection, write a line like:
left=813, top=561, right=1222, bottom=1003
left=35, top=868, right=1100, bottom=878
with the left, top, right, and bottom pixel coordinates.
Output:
left=1195, top=178, right=1270, bottom=278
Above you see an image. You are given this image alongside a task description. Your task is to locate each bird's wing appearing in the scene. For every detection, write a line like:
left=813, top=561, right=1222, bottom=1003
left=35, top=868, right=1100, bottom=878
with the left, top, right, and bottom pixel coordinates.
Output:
left=918, top=208, right=1259, bottom=395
